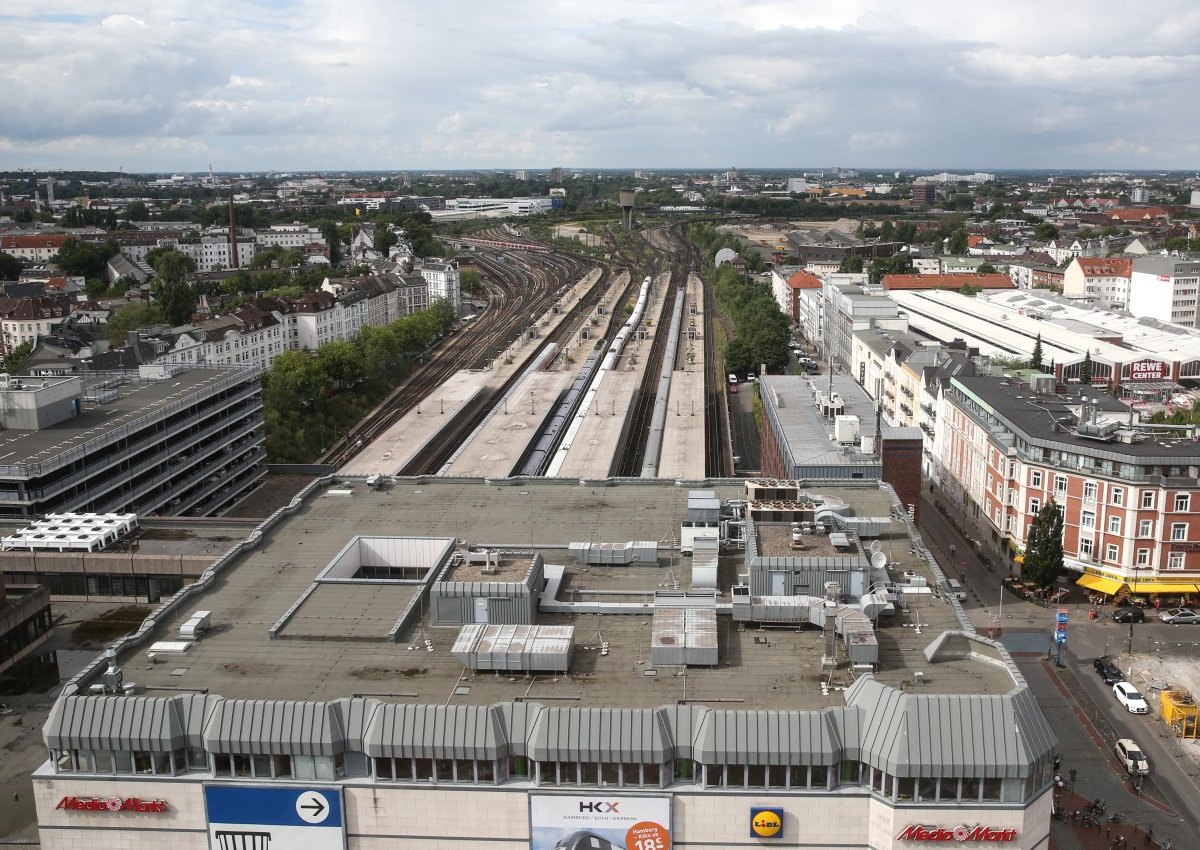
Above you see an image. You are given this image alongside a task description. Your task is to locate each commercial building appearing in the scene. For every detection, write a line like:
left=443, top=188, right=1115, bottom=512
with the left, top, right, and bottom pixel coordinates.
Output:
left=1061, top=257, right=1132, bottom=309
left=0, top=365, right=264, bottom=522
left=0, top=575, right=52, bottom=675
left=932, top=372, right=1200, bottom=598
left=1128, top=257, right=1200, bottom=328
left=32, top=477, right=1055, bottom=850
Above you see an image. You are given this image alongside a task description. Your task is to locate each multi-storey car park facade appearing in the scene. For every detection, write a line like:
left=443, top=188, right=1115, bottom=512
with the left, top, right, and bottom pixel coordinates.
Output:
left=0, top=365, right=264, bottom=522
left=933, top=373, right=1200, bottom=600
left=33, top=478, right=1055, bottom=850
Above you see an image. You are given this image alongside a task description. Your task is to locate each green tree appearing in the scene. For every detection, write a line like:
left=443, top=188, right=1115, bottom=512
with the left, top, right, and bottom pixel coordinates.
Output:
left=375, top=221, right=398, bottom=256
left=878, top=219, right=895, bottom=241
left=124, top=201, right=150, bottom=221
left=316, top=339, right=364, bottom=389
left=1078, top=351, right=1093, bottom=385
left=977, top=262, right=997, bottom=274
left=54, top=238, right=120, bottom=279
left=2, top=340, right=34, bottom=372
left=947, top=229, right=969, bottom=254
left=867, top=253, right=914, bottom=286
left=895, top=220, right=917, bottom=243
left=1031, top=334, right=1043, bottom=371
left=1034, top=221, right=1060, bottom=242
left=0, top=251, right=22, bottom=280
left=107, top=302, right=166, bottom=346
left=1023, top=500, right=1065, bottom=588
left=838, top=255, right=864, bottom=274
left=145, top=247, right=196, bottom=284
left=460, top=267, right=483, bottom=297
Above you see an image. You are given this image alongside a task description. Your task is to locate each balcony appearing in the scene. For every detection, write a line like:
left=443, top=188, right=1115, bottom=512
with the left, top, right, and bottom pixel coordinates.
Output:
left=900, top=386, right=913, bottom=399
left=883, top=389, right=895, bottom=401
left=899, top=403, right=913, bottom=417
left=920, top=404, right=936, bottom=419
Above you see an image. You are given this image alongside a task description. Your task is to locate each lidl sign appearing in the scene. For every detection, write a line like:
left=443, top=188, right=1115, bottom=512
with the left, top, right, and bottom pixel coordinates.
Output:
left=750, top=807, right=784, bottom=838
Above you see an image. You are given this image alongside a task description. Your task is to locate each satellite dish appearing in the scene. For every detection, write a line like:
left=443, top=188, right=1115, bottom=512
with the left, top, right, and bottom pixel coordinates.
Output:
left=871, top=550, right=887, bottom=570
left=869, top=540, right=882, bottom=554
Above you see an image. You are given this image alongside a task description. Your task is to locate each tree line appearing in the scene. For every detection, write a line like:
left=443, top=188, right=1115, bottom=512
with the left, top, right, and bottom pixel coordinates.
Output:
left=262, top=299, right=456, bottom=463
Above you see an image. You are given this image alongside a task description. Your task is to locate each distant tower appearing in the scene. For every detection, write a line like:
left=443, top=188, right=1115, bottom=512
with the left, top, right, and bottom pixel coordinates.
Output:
left=209, top=163, right=215, bottom=186
left=44, top=177, right=55, bottom=206
left=228, top=193, right=239, bottom=270
left=549, top=166, right=564, bottom=184
left=619, top=190, right=636, bottom=230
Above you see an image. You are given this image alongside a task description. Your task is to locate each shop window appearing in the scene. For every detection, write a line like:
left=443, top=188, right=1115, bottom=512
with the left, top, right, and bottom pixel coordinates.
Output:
left=580, top=762, right=598, bottom=785
left=767, top=765, right=787, bottom=788
left=232, top=754, right=252, bottom=777
left=746, top=764, right=767, bottom=787
left=726, top=764, right=745, bottom=787
left=133, top=751, right=154, bottom=774
left=982, top=778, right=1002, bottom=801
left=477, top=759, right=495, bottom=783
left=643, top=763, right=659, bottom=786
left=55, top=750, right=75, bottom=772
left=896, top=777, right=915, bottom=801
left=434, top=758, right=453, bottom=782
left=453, top=760, right=473, bottom=782
left=917, top=777, right=938, bottom=802
left=374, top=757, right=394, bottom=780
left=395, top=757, right=414, bottom=781
left=939, top=777, right=959, bottom=801
left=559, top=761, right=578, bottom=785
left=621, top=763, right=640, bottom=786
left=509, top=757, right=528, bottom=779
left=273, top=754, right=292, bottom=778
left=213, top=754, right=233, bottom=777
left=961, top=776, right=982, bottom=801
left=674, top=759, right=696, bottom=783
left=413, top=758, right=433, bottom=781
left=703, top=764, right=721, bottom=788
left=155, top=751, right=173, bottom=775
left=601, top=762, right=619, bottom=786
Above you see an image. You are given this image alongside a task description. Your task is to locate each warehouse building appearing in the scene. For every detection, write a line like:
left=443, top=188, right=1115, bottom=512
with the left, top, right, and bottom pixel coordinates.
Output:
left=31, top=478, right=1054, bottom=850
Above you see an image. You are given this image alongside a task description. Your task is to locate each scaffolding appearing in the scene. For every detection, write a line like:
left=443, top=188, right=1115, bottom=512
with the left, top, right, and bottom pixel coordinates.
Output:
left=1161, top=690, right=1198, bottom=738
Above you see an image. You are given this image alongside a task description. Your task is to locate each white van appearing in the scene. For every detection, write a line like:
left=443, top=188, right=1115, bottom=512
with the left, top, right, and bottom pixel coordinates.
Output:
left=728, top=373, right=738, bottom=384
left=943, top=578, right=966, bottom=601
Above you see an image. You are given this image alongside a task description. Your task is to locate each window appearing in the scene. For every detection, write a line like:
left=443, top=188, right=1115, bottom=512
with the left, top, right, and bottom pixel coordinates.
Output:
left=1172, top=523, right=1188, bottom=541
left=1105, top=543, right=1119, bottom=562
left=1030, top=498, right=1041, bottom=515
left=1112, top=487, right=1124, bottom=506
left=1081, top=511, right=1095, bottom=530
left=1108, top=515, right=1121, bottom=534
left=1142, top=490, right=1155, bottom=509
left=1139, top=519, right=1153, bottom=537
left=1176, top=494, right=1190, bottom=512
left=1080, top=538, right=1094, bottom=558
left=1083, top=481, right=1098, bottom=503
left=1137, top=549, right=1150, bottom=566
left=1168, top=552, right=1186, bottom=570
left=1031, top=470, right=1043, bottom=488
left=1055, top=476, right=1067, bottom=496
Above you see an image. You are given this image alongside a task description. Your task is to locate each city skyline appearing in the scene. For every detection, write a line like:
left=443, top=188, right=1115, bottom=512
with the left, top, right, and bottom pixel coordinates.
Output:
left=1, top=0, right=1199, bottom=171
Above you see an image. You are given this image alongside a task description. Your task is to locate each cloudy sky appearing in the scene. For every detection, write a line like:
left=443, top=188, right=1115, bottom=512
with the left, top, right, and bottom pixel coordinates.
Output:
left=2, top=0, right=1199, bottom=172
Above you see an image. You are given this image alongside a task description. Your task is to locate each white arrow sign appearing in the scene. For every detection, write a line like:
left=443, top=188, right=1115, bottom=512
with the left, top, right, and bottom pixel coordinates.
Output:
left=296, top=791, right=331, bottom=825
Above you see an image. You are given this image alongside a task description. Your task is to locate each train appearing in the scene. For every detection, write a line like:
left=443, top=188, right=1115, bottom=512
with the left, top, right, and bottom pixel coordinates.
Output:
left=545, top=276, right=653, bottom=477
left=641, top=288, right=687, bottom=477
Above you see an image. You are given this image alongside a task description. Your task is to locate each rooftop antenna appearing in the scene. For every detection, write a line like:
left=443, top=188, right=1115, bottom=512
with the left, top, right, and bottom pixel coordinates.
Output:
left=208, top=163, right=215, bottom=186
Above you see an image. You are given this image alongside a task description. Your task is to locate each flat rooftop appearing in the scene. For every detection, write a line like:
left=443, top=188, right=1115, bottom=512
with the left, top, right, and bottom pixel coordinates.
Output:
left=115, top=479, right=1017, bottom=711
left=0, top=367, right=252, bottom=473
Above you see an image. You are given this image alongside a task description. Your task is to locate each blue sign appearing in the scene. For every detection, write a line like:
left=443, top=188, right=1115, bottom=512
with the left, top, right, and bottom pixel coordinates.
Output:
left=205, top=786, right=344, bottom=850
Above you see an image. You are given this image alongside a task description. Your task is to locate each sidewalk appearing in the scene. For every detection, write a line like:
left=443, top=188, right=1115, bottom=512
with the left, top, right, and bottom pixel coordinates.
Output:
left=1051, top=788, right=1169, bottom=849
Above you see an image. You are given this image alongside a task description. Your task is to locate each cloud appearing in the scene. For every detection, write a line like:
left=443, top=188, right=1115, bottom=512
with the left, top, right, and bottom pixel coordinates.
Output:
left=0, top=0, right=1198, bottom=169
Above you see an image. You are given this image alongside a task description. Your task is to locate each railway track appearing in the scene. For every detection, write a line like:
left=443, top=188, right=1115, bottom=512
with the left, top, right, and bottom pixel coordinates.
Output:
left=326, top=246, right=592, bottom=468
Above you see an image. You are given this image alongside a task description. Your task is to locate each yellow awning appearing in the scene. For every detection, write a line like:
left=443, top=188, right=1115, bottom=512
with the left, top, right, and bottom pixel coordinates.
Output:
left=1127, top=580, right=1200, bottom=595
left=1076, top=574, right=1123, bottom=595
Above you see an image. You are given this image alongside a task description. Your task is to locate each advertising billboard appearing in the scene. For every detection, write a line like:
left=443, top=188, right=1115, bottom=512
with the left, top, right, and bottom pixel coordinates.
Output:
left=530, top=795, right=670, bottom=850
left=204, top=786, right=344, bottom=850
left=1128, top=359, right=1165, bottom=381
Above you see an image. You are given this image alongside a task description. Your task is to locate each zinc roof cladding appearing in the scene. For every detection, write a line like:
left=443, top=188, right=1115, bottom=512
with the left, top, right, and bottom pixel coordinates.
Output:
left=846, top=678, right=1054, bottom=778
left=45, top=695, right=185, bottom=753
left=528, top=707, right=669, bottom=763
left=692, top=708, right=844, bottom=766
left=203, top=699, right=345, bottom=756
left=364, top=703, right=503, bottom=760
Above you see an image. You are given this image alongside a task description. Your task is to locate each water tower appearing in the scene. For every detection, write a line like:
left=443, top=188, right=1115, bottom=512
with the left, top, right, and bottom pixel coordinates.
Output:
left=619, top=190, right=636, bottom=230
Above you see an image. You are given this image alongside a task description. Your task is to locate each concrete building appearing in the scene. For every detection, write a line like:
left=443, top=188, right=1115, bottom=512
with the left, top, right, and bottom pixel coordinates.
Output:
left=770, top=268, right=821, bottom=326
left=934, top=373, right=1200, bottom=598
left=255, top=223, right=327, bottom=250
left=0, top=366, right=264, bottom=522
left=31, top=477, right=1055, bottom=850
left=1128, top=257, right=1200, bottom=328
left=821, top=278, right=899, bottom=373
left=1061, top=257, right=1133, bottom=309
left=0, top=575, right=52, bottom=676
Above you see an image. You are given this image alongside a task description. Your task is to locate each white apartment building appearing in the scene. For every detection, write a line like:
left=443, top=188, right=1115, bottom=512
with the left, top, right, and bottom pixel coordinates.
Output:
left=1128, top=257, right=1200, bottom=328
left=322, top=275, right=402, bottom=329
left=419, top=259, right=461, bottom=313
left=170, top=237, right=257, bottom=273
left=160, top=306, right=286, bottom=371
left=0, top=297, right=72, bottom=354
left=255, top=223, right=327, bottom=249
left=1061, top=257, right=1133, bottom=308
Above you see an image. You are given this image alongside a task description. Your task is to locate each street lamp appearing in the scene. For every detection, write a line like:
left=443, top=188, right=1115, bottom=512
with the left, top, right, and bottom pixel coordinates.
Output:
left=1128, top=566, right=1149, bottom=654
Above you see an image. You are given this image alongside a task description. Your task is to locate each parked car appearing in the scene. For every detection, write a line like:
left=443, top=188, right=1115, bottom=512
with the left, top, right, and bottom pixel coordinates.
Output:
left=1159, top=607, right=1200, bottom=625
left=729, top=383, right=738, bottom=394
left=1114, top=738, right=1150, bottom=776
left=1113, top=681, right=1150, bottom=714
left=1093, top=656, right=1125, bottom=684
left=1112, top=607, right=1146, bottom=624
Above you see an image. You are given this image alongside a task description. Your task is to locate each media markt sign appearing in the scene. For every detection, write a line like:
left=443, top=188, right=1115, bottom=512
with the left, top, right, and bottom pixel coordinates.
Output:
left=897, top=824, right=1018, bottom=842
left=56, top=796, right=169, bottom=814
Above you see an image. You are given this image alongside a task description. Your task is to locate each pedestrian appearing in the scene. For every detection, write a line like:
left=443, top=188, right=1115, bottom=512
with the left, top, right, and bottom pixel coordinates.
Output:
left=950, top=544, right=956, bottom=559
left=1146, top=827, right=1153, bottom=846
left=1155, top=597, right=1162, bottom=611
left=1053, top=754, right=1062, bottom=771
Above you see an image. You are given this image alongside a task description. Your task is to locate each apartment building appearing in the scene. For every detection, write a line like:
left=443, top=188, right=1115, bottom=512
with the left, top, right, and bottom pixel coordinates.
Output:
left=1062, top=257, right=1133, bottom=308
left=419, top=259, right=461, bottom=313
left=0, top=296, right=72, bottom=354
left=933, top=372, right=1200, bottom=598
left=160, top=305, right=286, bottom=371
left=255, top=223, right=327, bottom=249
left=770, top=268, right=822, bottom=325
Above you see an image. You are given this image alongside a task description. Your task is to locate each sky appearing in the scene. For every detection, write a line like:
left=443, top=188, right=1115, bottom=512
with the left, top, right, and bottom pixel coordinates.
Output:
left=2, top=0, right=1199, bottom=172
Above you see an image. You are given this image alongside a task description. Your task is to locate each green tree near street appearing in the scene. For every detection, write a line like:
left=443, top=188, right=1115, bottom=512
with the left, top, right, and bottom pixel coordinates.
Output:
left=1034, top=222, right=1060, bottom=242
left=54, top=238, right=120, bottom=279
left=867, top=254, right=914, bottom=286
left=947, top=229, right=969, bottom=254
left=145, top=247, right=198, bottom=325
left=2, top=340, right=34, bottom=372
left=1031, top=334, right=1043, bottom=371
left=838, top=255, right=864, bottom=274
left=1023, top=500, right=1065, bottom=588
left=976, top=262, right=997, bottom=274
left=0, top=251, right=23, bottom=280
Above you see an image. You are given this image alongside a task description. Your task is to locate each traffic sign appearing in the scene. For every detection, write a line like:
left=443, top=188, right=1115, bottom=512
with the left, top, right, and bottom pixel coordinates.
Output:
left=205, top=785, right=344, bottom=850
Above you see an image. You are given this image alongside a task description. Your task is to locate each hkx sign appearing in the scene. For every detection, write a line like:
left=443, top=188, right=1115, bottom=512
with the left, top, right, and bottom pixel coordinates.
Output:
left=897, top=824, right=1018, bottom=842
left=57, top=796, right=169, bottom=814
left=579, top=801, right=621, bottom=813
